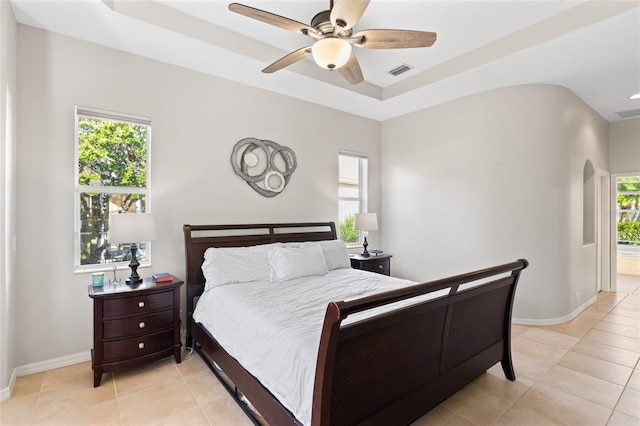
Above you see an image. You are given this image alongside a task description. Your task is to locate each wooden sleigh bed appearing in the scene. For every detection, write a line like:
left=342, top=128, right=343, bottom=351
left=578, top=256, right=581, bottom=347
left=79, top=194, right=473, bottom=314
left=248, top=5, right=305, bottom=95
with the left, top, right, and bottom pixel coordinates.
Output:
left=183, top=222, right=528, bottom=426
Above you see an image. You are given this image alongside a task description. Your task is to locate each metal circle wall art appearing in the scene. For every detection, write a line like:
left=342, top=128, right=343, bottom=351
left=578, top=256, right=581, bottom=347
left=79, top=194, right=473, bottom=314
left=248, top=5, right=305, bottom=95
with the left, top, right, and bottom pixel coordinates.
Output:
left=230, top=137, right=297, bottom=197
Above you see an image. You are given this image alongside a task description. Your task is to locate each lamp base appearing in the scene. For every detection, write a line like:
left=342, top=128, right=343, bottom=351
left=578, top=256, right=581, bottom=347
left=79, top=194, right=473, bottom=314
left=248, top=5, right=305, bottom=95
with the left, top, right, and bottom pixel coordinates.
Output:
left=361, top=236, right=370, bottom=257
left=125, top=277, right=143, bottom=286
left=126, top=242, right=142, bottom=286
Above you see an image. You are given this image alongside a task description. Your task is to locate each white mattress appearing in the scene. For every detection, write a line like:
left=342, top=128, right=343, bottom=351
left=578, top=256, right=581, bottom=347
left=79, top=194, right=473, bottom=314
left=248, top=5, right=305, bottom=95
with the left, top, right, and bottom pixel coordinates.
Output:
left=192, top=268, right=447, bottom=425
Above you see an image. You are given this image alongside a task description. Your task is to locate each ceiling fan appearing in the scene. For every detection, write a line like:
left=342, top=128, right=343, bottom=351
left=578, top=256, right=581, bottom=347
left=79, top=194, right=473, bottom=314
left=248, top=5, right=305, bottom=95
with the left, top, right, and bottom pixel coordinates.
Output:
left=228, top=0, right=437, bottom=85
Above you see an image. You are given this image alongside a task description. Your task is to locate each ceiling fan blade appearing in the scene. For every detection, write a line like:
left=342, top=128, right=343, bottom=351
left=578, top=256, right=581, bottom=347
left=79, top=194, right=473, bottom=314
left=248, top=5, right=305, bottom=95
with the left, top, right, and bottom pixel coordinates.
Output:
left=353, top=29, right=437, bottom=49
left=262, top=46, right=312, bottom=74
left=229, top=3, right=319, bottom=37
left=338, top=53, right=364, bottom=85
left=330, top=0, right=370, bottom=31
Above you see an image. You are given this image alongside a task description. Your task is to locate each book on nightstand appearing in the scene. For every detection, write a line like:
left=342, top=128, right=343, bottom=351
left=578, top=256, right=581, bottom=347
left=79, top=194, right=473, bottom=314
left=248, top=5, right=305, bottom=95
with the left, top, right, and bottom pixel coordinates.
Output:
left=152, top=273, right=173, bottom=282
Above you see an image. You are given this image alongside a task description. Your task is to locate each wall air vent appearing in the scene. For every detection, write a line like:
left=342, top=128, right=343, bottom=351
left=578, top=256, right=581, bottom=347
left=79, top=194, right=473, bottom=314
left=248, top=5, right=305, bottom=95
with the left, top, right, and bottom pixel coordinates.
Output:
left=388, top=64, right=413, bottom=76
left=616, top=108, right=640, bottom=118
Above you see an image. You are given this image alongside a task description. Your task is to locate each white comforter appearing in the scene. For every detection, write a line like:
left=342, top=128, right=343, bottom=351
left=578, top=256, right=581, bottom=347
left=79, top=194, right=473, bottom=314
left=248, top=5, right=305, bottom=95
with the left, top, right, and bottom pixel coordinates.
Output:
left=193, top=268, right=446, bottom=425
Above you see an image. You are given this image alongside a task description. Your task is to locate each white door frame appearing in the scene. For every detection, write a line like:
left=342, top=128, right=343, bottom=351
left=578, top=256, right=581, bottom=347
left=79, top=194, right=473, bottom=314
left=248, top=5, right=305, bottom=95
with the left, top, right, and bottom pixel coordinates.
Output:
left=611, top=172, right=640, bottom=290
left=596, top=169, right=610, bottom=292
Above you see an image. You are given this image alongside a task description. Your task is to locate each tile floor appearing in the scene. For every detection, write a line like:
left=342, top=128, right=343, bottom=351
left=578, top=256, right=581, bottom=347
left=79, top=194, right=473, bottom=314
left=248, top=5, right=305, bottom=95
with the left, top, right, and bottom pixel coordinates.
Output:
left=2, top=275, right=639, bottom=426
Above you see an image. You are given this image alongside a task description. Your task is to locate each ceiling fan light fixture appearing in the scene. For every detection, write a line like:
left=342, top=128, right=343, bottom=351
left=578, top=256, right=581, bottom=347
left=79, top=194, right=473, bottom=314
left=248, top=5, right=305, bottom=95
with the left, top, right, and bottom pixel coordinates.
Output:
left=312, top=37, right=351, bottom=70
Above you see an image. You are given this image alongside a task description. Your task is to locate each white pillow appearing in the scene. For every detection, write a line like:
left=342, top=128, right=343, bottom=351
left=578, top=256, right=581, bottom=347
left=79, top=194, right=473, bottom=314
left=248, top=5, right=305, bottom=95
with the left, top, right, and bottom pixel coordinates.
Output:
left=318, top=239, right=351, bottom=270
left=268, top=243, right=329, bottom=282
left=202, top=243, right=276, bottom=291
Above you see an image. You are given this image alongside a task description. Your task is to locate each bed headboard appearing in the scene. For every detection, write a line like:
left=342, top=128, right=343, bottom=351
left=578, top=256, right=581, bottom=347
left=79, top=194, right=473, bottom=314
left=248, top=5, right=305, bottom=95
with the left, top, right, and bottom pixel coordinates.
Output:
left=183, top=222, right=337, bottom=346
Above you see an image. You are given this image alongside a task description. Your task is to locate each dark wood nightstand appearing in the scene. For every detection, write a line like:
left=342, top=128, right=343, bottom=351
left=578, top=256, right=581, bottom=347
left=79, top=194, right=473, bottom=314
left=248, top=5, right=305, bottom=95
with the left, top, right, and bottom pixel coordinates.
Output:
left=350, top=253, right=392, bottom=276
left=88, top=276, right=183, bottom=387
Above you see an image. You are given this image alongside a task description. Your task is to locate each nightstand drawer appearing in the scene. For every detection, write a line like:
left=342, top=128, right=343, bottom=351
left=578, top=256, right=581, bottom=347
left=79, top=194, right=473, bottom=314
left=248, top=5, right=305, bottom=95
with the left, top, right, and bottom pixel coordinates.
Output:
left=103, top=309, right=174, bottom=339
left=363, top=260, right=390, bottom=275
left=103, top=291, right=173, bottom=318
left=103, top=328, right=174, bottom=362
left=350, top=254, right=392, bottom=276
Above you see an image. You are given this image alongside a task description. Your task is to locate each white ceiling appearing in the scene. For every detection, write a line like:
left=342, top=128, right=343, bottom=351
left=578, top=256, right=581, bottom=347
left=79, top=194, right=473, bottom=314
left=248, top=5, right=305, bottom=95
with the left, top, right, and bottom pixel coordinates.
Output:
left=10, top=0, right=640, bottom=122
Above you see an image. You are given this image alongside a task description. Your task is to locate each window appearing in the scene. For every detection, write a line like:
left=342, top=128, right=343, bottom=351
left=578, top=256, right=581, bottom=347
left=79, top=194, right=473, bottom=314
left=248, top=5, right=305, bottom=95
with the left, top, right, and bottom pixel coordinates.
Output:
left=617, top=175, right=640, bottom=245
left=338, top=152, right=368, bottom=244
left=74, top=107, right=151, bottom=272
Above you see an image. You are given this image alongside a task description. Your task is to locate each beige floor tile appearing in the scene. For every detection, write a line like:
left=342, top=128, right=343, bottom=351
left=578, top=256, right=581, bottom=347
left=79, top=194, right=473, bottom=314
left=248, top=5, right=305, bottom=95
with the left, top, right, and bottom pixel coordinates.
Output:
left=464, top=371, right=531, bottom=402
left=512, top=336, right=570, bottom=364
left=543, top=321, right=593, bottom=338
left=33, top=399, right=120, bottom=426
left=608, top=410, right=640, bottom=426
left=585, top=329, right=640, bottom=353
left=10, top=372, right=45, bottom=398
left=412, top=405, right=477, bottom=426
left=40, top=361, right=93, bottom=392
left=618, top=299, right=640, bottom=310
left=611, top=307, right=640, bottom=320
left=557, top=350, right=633, bottom=386
left=510, top=350, right=556, bottom=381
left=622, top=294, right=640, bottom=304
left=133, top=404, right=210, bottom=426
left=520, top=327, right=580, bottom=350
left=0, top=393, right=39, bottom=425
left=497, top=382, right=611, bottom=426
left=184, top=368, right=230, bottom=406
left=572, top=340, right=640, bottom=368
left=626, top=368, right=640, bottom=391
left=595, top=321, right=640, bottom=340
left=199, top=395, right=254, bottom=426
left=439, top=376, right=517, bottom=425
left=615, top=387, right=640, bottom=420
left=511, top=324, right=530, bottom=338
left=581, top=309, right=610, bottom=321
left=114, top=357, right=182, bottom=396
left=596, top=292, right=628, bottom=305
left=33, top=378, right=117, bottom=423
left=587, top=303, right=615, bottom=314
left=602, top=313, right=640, bottom=329
left=538, top=365, right=624, bottom=409
left=176, top=350, right=209, bottom=377
left=118, top=378, right=199, bottom=425
left=487, top=363, right=537, bottom=387
left=570, top=313, right=603, bottom=329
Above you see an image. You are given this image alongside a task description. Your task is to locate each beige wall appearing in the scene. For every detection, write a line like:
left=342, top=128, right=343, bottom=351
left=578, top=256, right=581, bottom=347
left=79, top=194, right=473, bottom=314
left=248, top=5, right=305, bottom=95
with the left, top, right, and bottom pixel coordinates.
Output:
left=1, top=0, right=18, bottom=396
left=381, top=85, right=609, bottom=324
left=14, top=25, right=381, bottom=370
left=609, top=118, right=640, bottom=173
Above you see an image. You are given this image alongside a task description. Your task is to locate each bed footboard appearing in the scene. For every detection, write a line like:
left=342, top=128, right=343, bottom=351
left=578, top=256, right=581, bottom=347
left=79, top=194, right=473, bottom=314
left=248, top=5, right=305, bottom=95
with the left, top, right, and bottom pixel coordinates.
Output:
left=312, top=259, right=528, bottom=426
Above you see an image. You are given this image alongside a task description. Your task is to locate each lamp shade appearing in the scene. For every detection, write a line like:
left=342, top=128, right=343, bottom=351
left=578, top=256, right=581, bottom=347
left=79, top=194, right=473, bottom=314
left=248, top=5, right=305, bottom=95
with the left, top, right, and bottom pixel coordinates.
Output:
left=354, top=213, right=378, bottom=231
left=312, top=37, right=352, bottom=70
left=109, top=213, right=156, bottom=243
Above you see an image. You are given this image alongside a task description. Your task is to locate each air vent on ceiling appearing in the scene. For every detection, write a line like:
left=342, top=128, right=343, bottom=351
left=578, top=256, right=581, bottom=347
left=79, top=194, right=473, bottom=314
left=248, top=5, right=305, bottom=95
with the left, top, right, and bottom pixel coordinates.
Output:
left=616, top=108, right=640, bottom=118
left=388, top=64, right=413, bottom=77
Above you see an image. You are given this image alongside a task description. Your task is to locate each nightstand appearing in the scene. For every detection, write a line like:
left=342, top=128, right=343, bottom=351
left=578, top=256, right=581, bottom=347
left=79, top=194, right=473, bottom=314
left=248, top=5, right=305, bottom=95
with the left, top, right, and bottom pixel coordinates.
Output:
left=350, top=253, right=393, bottom=276
left=88, top=276, right=184, bottom=387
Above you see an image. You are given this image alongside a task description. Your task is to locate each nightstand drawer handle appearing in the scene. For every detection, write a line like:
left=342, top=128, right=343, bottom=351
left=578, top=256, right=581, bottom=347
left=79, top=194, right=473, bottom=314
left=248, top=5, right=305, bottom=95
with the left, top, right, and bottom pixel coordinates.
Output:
left=138, top=301, right=145, bottom=308
left=139, top=322, right=145, bottom=329
left=138, top=342, right=145, bottom=349
left=378, top=265, right=383, bottom=269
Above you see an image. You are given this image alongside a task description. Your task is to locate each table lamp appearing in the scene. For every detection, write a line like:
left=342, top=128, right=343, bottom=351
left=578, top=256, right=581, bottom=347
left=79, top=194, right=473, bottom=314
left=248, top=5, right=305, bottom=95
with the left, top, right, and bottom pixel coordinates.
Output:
left=109, top=213, right=156, bottom=285
left=354, top=212, right=378, bottom=257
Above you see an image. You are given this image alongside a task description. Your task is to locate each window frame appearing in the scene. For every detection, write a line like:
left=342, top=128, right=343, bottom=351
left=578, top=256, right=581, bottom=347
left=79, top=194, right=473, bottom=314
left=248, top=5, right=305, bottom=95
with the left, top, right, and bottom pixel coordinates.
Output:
left=74, top=106, right=152, bottom=273
left=338, top=151, right=368, bottom=246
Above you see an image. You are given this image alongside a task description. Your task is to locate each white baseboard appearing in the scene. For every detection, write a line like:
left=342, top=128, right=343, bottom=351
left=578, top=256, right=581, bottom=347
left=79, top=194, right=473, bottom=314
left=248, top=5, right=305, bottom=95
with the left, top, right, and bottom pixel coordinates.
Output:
left=513, top=295, right=598, bottom=326
left=0, top=351, right=91, bottom=402
left=0, top=369, right=16, bottom=403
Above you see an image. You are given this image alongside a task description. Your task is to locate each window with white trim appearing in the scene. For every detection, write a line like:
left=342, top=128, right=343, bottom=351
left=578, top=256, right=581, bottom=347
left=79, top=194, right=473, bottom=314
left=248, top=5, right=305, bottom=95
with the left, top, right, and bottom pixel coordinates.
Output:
left=74, top=107, right=151, bottom=272
left=338, top=152, right=368, bottom=244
